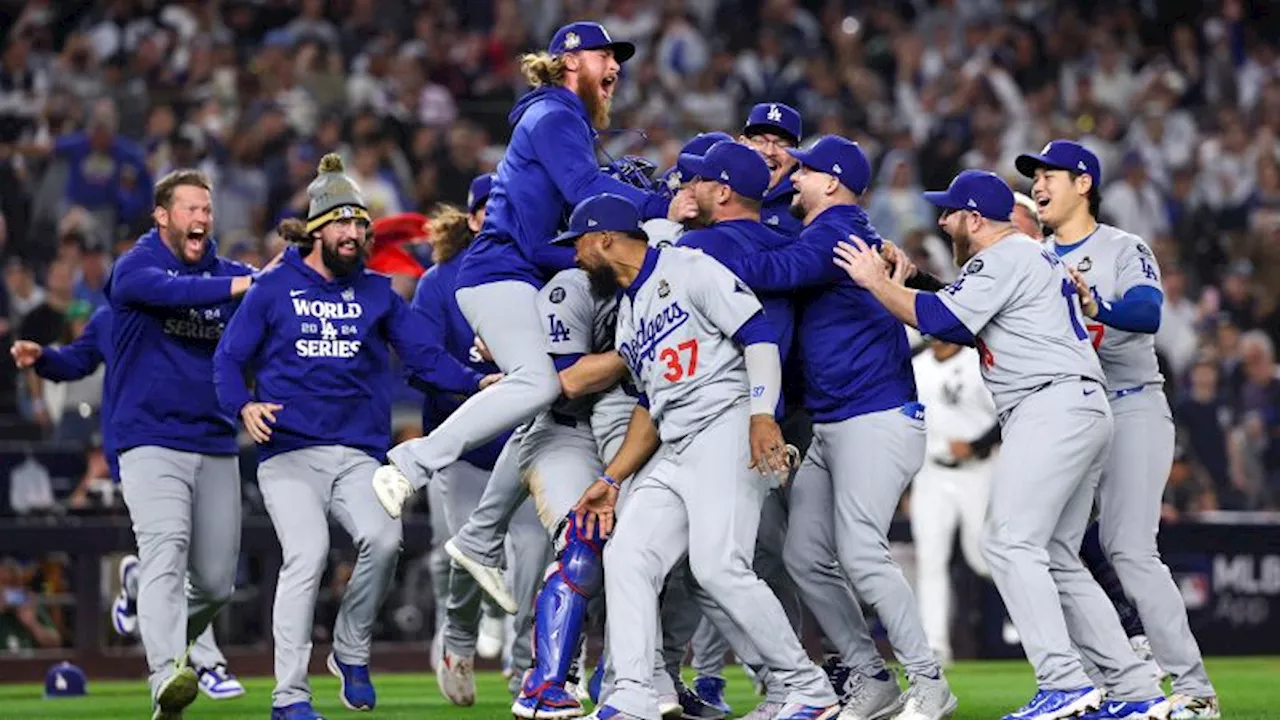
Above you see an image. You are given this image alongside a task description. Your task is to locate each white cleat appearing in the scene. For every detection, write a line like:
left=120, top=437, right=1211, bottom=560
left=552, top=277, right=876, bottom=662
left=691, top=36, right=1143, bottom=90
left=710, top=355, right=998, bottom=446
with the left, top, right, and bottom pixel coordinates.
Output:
left=436, top=650, right=476, bottom=706
left=152, top=664, right=199, bottom=720
left=445, top=538, right=518, bottom=614
left=371, top=464, right=414, bottom=519
left=1169, top=695, right=1220, bottom=720
left=477, top=612, right=506, bottom=659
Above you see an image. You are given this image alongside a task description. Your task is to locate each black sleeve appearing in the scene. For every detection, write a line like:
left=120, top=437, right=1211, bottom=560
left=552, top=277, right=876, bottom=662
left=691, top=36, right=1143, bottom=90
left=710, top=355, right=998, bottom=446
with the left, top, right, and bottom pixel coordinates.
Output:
left=971, top=421, right=1002, bottom=458
left=906, top=272, right=948, bottom=293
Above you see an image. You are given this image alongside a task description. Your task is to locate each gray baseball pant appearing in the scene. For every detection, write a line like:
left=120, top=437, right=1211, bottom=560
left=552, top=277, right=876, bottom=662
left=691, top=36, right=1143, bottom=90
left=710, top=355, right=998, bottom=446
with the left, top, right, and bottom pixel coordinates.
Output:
left=784, top=407, right=934, bottom=677
left=123, top=558, right=230, bottom=672
left=603, top=403, right=836, bottom=719
left=388, top=281, right=562, bottom=489
left=437, top=459, right=493, bottom=657
left=258, top=446, right=403, bottom=708
left=119, top=446, right=241, bottom=700
left=982, top=380, right=1161, bottom=701
left=1097, top=388, right=1214, bottom=698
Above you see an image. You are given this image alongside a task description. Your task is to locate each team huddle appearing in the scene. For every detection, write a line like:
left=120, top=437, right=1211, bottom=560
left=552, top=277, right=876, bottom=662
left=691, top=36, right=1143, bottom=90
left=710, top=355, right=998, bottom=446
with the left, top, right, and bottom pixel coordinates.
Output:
left=11, top=18, right=1225, bottom=720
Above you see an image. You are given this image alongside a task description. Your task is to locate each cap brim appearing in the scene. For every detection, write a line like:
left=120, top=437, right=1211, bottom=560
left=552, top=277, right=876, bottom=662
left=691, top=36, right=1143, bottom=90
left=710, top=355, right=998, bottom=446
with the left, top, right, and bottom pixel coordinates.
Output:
left=784, top=147, right=816, bottom=169
left=1014, top=152, right=1071, bottom=179
left=922, top=190, right=961, bottom=210
left=550, top=230, right=583, bottom=246
left=743, top=123, right=799, bottom=145
left=607, top=41, right=635, bottom=63
left=677, top=152, right=712, bottom=182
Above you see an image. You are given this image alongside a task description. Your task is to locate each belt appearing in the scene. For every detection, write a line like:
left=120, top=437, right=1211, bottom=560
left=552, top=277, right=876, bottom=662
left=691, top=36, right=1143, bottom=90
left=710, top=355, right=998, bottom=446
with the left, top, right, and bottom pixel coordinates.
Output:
left=1110, top=385, right=1147, bottom=401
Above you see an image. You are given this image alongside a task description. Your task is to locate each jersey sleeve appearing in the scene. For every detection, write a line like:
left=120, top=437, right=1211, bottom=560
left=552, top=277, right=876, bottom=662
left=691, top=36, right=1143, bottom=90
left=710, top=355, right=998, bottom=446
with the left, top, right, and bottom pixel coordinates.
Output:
left=686, top=253, right=764, bottom=339
left=1113, top=236, right=1162, bottom=296
left=538, top=273, right=596, bottom=357
left=935, top=248, right=1021, bottom=336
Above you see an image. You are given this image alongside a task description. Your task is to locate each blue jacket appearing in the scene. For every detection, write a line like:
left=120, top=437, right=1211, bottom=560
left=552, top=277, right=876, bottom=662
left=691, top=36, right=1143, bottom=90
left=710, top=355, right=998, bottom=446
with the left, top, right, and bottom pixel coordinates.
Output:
left=32, top=306, right=120, bottom=479
left=676, top=219, right=795, bottom=418
left=733, top=204, right=917, bottom=423
left=105, top=229, right=254, bottom=455
left=411, top=249, right=511, bottom=470
left=760, top=176, right=802, bottom=238
left=213, top=248, right=483, bottom=463
left=55, top=133, right=152, bottom=227
left=458, top=86, right=671, bottom=290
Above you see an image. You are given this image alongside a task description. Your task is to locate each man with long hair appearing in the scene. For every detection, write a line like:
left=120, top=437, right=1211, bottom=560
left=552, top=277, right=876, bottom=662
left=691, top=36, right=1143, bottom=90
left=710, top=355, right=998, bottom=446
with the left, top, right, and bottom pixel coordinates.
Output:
left=372, top=22, right=684, bottom=523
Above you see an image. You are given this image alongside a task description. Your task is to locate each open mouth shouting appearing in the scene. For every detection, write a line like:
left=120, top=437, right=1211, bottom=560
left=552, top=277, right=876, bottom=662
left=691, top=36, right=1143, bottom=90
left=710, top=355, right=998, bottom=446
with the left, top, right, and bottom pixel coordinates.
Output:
left=601, top=72, right=618, bottom=100
left=185, top=225, right=207, bottom=258
left=337, top=237, right=360, bottom=258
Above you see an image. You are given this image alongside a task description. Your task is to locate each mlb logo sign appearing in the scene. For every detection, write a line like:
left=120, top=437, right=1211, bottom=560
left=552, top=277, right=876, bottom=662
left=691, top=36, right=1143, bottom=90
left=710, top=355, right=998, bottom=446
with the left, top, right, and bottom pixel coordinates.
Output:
left=340, top=206, right=354, bottom=219
left=341, top=287, right=355, bottom=301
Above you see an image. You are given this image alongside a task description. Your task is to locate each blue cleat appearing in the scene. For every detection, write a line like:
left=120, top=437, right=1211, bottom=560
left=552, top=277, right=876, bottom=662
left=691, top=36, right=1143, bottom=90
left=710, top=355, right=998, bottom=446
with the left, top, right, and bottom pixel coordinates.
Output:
left=679, top=684, right=726, bottom=719
left=773, top=703, right=840, bottom=720
left=513, top=684, right=584, bottom=719
left=1003, top=688, right=1103, bottom=720
left=693, top=676, right=732, bottom=715
left=326, top=652, right=375, bottom=711
left=197, top=663, right=245, bottom=700
left=271, top=702, right=326, bottom=720
left=587, top=657, right=605, bottom=705
left=1079, top=697, right=1171, bottom=719
left=821, top=656, right=854, bottom=705
left=588, top=705, right=644, bottom=719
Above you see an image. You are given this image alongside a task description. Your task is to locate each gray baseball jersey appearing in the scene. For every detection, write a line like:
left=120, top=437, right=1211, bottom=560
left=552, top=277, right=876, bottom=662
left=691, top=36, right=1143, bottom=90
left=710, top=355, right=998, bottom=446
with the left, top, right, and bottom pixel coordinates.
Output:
left=616, top=247, right=762, bottom=442
left=937, top=234, right=1106, bottom=416
left=1045, top=224, right=1165, bottom=393
left=539, top=268, right=620, bottom=421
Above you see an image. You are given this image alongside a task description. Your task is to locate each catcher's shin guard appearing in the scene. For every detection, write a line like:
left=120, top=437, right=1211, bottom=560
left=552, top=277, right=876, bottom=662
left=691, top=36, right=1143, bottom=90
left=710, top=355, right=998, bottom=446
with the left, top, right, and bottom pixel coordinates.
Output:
left=523, top=514, right=605, bottom=698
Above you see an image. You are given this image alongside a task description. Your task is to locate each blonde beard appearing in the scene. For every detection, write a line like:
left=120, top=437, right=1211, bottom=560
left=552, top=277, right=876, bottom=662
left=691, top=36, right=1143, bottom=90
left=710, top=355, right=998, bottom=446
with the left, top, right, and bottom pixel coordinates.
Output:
left=575, top=70, right=612, bottom=130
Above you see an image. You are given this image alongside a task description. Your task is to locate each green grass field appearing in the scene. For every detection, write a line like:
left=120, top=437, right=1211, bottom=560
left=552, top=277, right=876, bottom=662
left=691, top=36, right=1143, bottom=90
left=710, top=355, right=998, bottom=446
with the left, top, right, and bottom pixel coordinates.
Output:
left=0, top=658, right=1274, bottom=719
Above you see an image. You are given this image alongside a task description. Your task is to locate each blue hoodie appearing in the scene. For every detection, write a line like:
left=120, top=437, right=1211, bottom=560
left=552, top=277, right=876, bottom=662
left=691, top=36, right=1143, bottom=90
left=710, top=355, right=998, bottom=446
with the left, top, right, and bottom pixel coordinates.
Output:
left=411, top=248, right=511, bottom=470
left=105, top=229, right=255, bottom=455
left=31, top=306, right=120, bottom=479
left=675, top=219, right=794, bottom=417
left=213, top=247, right=483, bottom=463
left=761, top=175, right=802, bottom=237
left=458, top=86, right=672, bottom=290
left=733, top=204, right=917, bottom=424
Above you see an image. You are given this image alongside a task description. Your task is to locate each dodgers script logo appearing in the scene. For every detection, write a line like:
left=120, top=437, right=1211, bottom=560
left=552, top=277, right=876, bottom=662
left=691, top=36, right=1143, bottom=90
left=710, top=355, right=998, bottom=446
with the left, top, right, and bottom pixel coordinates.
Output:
left=619, top=301, right=691, bottom=377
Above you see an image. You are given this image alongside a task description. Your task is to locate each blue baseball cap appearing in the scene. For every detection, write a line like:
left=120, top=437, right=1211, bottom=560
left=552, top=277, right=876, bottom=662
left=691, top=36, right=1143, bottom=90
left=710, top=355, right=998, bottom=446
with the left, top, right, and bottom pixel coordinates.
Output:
left=786, top=135, right=871, bottom=195
left=551, top=193, right=647, bottom=246
left=743, top=102, right=802, bottom=145
left=663, top=132, right=734, bottom=190
left=1015, top=140, right=1102, bottom=186
left=679, top=141, right=771, bottom=202
left=467, top=173, right=495, bottom=214
left=923, top=169, right=1015, bottom=221
left=548, top=22, right=635, bottom=63
left=44, top=662, right=88, bottom=698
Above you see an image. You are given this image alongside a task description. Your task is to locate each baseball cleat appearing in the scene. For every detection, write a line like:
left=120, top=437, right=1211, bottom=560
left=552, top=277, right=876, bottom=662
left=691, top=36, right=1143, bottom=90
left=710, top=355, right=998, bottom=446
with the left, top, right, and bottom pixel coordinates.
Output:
left=436, top=650, right=476, bottom=706
left=326, top=652, right=376, bottom=710
left=271, top=701, right=327, bottom=719
left=112, top=554, right=140, bottom=637
left=838, top=669, right=903, bottom=719
left=588, top=706, right=644, bottom=719
left=1168, top=695, right=1219, bottom=719
left=1001, top=688, right=1102, bottom=720
left=739, top=700, right=785, bottom=720
left=371, top=464, right=413, bottom=519
left=659, top=692, right=682, bottom=718
left=1078, top=697, right=1170, bottom=719
left=445, top=538, right=518, bottom=614
left=892, top=673, right=957, bottom=720
left=513, top=685, right=584, bottom=719
left=773, top=703, right=840, bottom=720
left=196, top=663, right=245, bottom=700
left=152, top=663, right=199, bottom=720
left=693, top=676, right=731, bottom=715
left=822, top=657, right=854, bottom=705
left=477, top=612, right=506, bottom=659
left=678, top=684, right=726, bottom=719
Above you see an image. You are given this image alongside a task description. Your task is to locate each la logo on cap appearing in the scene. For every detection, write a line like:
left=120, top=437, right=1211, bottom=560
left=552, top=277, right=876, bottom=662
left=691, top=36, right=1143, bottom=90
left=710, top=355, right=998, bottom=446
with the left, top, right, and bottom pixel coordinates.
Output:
left=768, top=104, right=782, bottom=122
left=564, top=32, right=581, bottom=49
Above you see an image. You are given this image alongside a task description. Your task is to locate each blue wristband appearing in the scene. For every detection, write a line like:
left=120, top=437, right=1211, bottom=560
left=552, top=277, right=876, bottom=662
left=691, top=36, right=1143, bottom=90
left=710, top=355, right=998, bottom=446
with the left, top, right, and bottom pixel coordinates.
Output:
left=600, top=473, right=620, bottom=489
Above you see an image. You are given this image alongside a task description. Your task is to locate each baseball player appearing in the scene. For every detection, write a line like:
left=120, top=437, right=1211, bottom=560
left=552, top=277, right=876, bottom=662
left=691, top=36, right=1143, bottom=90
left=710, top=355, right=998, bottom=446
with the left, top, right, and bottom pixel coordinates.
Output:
left=908, top=339, right=998, bottom=667
left=833, top=168, right=1167, bottom=720
left=104, top=169, right=257, bottom=720
left=10, top=308, right=245, bottom=701
left=730, top=135, right=955, bottom=720
left=741, top=102, right=804, bottom=235
left=372, top=21, right=678, bottom=519
left=561, top=193, right=838, bottom=720
left=1019, top=140, right=1217, bottom=719
left=665, top=140, right=806, bottom=719
left=212, top=154, right=496, bottom=720
left=419, top=174, right=549, bottom=706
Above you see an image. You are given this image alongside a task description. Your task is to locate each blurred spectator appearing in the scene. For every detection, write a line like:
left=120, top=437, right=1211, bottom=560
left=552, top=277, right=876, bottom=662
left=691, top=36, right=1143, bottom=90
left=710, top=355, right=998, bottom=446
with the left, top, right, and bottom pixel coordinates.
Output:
left=1156, top=268, right=1201, bottom=381
left=1235, top=330, right=1280, bottom=506
left=866, top=150, right=933, bottom=242
left=0, top=557, right=62, bottom=652
left=1103, top=152, right=1170, bottom=245
left=1176, top=359, right=1243, bottom=510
